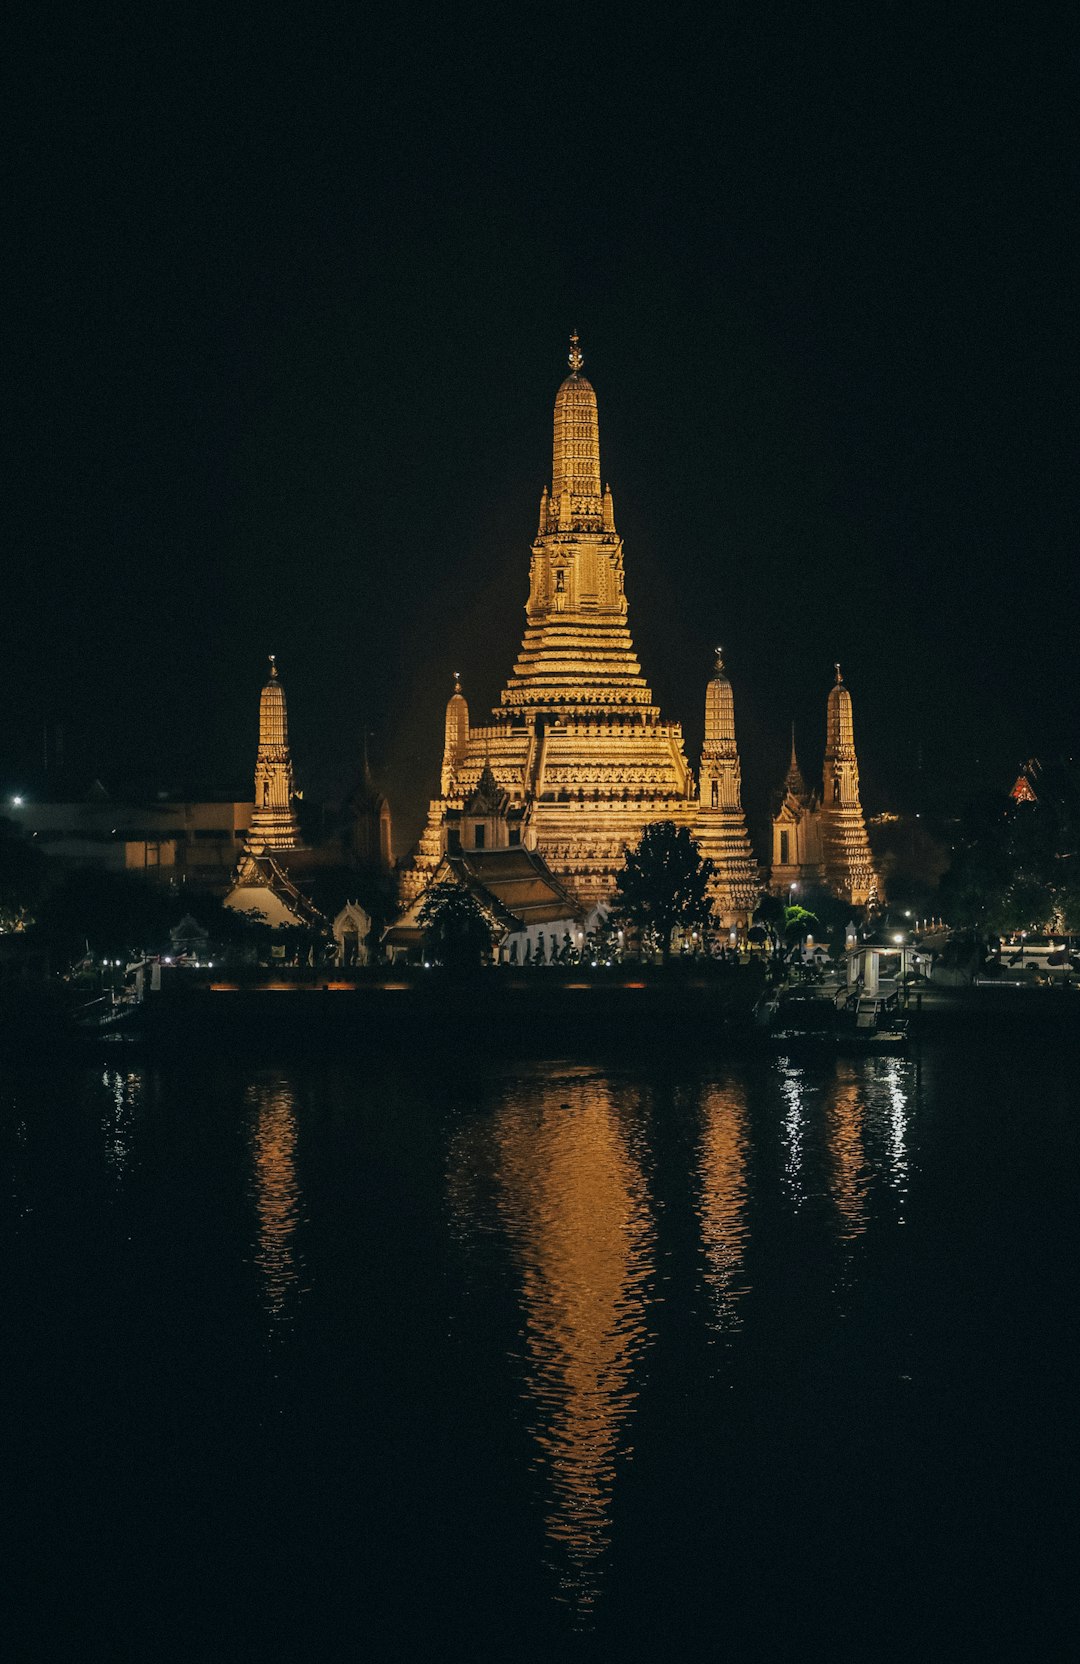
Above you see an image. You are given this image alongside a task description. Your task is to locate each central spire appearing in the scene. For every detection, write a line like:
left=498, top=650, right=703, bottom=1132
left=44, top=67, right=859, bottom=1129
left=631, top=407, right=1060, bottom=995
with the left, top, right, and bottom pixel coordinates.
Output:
left=551, top=331, right=602, bottom=522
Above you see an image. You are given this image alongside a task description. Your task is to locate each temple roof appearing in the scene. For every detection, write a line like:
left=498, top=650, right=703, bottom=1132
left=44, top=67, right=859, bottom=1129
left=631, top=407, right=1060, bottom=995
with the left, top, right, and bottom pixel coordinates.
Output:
left=387, top=846, right=583, bottom=944
left=225, top=851, right=329, bottom=930
left=784, top=726, right=808, bottom=799
left=464, top=762, right=508, bottom=817
left=450, top=847, right=583, bottom=926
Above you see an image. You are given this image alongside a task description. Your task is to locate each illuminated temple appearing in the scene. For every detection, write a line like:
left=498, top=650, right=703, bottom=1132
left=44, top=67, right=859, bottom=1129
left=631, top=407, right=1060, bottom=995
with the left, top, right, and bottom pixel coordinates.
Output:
left=399, top=336, right=760, bottom=926
left=769, top=666, right=879, bottom=906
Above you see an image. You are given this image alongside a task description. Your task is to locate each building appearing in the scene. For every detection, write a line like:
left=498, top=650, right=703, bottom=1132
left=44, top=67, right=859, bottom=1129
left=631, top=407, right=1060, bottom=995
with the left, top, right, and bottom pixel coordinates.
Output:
left=692, top=650, right=761, bottom=921
left=224, top=657, right=394, bottom=935
left=225, top=657, right=324, bottom=930
left=1009, top=760, right=1040, bottom=804
left=246, top=655, right=303, bottom=852
left=11, top=784, right=251, bottom=891
left=398, top=335, right=759, bottom=928
left=332, top=900, right=374, bottom=966
left=387, top=843, right=585, bottom=964
left=769, top=666, right=879, bottom=906
left=769, top=728, right=824, bottom=895
left=345, top=734, right=394, bottom=872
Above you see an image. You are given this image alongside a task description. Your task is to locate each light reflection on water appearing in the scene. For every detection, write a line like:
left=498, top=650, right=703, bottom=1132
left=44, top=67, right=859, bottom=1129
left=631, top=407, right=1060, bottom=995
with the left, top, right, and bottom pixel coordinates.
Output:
left=4, top=1046, right=941, bottom=1648
left=777, top=1061, right=809, bottom=1207
left=100, top=1067, right=143, bottom=1180
left=828, top=1070, right=870, bottom=1243
left=449, top=1074, right=655, bottom=1616
left=696, top=1083, right=751, bottom=1334
left=872, top=1056, right=914, bottom=1202
left=826, top=1057, right=917, bottom=1234
left=444, top=1055, right=923, bottom=1617
left=247, top=1077, right=306, bottom=1331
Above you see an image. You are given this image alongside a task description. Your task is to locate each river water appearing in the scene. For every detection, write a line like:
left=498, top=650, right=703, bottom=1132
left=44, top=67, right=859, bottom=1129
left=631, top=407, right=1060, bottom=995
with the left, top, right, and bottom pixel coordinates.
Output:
left=2, top=1035, right=1076, bottom=1661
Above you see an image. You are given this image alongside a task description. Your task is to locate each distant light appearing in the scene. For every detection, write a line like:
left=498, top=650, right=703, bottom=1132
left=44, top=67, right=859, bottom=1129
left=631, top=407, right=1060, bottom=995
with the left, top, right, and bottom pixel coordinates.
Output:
left=11, top=796, right=23, bottom=807
left=893, top=934, right=904, bottom=944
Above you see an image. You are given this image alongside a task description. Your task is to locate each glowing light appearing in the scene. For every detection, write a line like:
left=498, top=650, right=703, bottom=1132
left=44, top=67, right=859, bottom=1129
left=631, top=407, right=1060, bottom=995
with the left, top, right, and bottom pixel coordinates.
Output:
left=11, top=796, right=23, bottom=807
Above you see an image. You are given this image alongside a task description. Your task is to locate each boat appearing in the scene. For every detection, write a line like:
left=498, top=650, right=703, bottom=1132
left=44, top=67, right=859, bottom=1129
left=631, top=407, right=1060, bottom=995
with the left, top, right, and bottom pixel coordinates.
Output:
left=837, top=992, right=909, bottom=1054
left=762, top=987, right=839, bottom=1053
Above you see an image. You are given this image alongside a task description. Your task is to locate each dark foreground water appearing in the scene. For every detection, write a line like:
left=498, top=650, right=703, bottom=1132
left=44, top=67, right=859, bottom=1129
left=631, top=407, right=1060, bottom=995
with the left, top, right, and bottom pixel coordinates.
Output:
left=2, top=1034, right=1077, bottom=1661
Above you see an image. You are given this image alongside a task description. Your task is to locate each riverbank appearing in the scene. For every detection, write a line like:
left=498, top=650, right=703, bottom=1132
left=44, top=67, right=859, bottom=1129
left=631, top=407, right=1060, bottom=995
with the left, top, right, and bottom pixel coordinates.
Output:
left=4, top=969, right=1079, bottom=1061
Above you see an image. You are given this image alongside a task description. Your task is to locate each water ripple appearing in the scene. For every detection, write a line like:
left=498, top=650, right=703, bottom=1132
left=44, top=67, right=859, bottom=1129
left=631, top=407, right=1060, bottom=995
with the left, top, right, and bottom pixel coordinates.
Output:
left=696, top=1083, right=751, bottom=1334
left=450, top=1076, right=655, bottom=1617
left=247, top=1079, right=306, bottom=1333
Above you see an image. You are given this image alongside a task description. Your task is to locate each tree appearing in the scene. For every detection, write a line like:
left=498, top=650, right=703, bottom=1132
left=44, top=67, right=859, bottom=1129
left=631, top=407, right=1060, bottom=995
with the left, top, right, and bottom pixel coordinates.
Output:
left=613, top=821, right=715, bottom=965
left=783, top=903, right=819, bottom=945
left=417, top=881, right=495, bottom=972
left=939, top=791, right=1080, bottom=934
left=34, top=868, right=175, bottom=967
left=0, top=817, right=47, bottom=932
left=752, top=892, right=785, bottom=932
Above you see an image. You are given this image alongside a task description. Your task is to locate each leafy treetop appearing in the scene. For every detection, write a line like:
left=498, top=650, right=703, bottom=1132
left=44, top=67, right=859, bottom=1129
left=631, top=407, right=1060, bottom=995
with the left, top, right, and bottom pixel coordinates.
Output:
left=613, top=821, right=715, bottom=964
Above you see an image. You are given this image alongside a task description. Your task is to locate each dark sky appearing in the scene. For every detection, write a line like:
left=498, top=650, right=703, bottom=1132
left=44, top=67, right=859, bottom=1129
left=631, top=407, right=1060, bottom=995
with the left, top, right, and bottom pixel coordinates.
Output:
left=5, top=5, right=1077, bottom=849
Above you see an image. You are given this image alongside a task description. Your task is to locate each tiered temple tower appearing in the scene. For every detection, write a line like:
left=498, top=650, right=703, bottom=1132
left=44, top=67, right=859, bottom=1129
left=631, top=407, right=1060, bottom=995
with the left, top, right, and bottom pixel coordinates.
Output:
left=246, top=656, right=302, bottom=853
left=768, top=669, right=878, bottom=906
left=818, top=665, right=877, bottom=905
left=400, top=336, right=757, bottom=922
left=691, top=650, right=760, bottom=922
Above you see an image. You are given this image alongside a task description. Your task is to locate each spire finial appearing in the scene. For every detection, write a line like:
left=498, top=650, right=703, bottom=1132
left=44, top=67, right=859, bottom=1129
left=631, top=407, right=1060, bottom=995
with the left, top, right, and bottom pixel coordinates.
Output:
left=453, top=670, right=462, bottom=694
left=835, top=661, right=842, bottom=684
left=790, top=721, right=797, bottom=763
left=268, top=653, right=278, bottom=679
left=568, top=330, right=583, bottom=374
left=715, top=645, right=725, bottom=672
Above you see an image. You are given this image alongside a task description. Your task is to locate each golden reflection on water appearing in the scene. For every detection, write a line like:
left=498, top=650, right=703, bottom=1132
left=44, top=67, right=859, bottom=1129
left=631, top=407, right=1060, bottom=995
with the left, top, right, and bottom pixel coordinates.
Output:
left=247, top=1079, right=305, bottom=1329
left=827, top=1071, right=869, bottom=1243
left=696, top=1084, right=751, bottom=1334
left=449, top=1077, right=655, bottom=1613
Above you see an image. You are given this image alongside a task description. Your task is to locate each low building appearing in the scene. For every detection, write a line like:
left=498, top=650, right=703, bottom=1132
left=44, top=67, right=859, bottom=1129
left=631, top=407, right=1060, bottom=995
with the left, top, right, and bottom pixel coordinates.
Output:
left=385, top=844, right=585, bottom=963
left=224, top=658, right=393, bottom=938
left=11, top=785, right=252, bottom=891
left=769, top=667, right=879, bottom=907
left=333, top=901, right=374, bottom=965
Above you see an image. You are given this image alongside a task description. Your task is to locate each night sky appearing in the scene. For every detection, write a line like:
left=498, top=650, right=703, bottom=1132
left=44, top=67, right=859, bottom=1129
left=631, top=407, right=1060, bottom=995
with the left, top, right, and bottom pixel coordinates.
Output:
left=5, top=6, right=1076, bottom=850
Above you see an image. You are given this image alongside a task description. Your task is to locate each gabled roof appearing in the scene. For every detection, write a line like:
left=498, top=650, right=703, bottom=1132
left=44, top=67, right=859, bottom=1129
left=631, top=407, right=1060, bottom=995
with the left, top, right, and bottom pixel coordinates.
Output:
left=170, top=913, right=210, bottom=945
left=463, top=763, right=509, bottom=817
left=226, top=851, right=329, bottom=930
left=385, top=845, right=583, bottom=944
left=450, top=846, right=583, bottom=926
